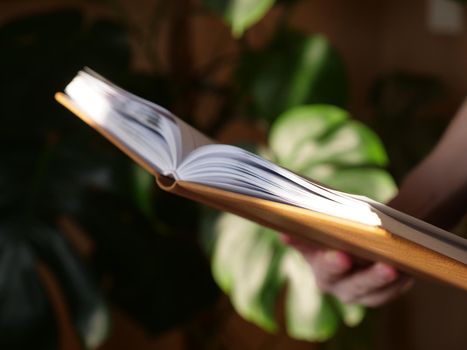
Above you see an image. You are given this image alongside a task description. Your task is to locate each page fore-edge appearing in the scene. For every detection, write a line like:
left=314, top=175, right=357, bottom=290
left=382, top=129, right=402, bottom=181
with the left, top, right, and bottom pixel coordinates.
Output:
left=56, top=92, right=467, bottom=292
left=155, top=176, right=467, bottom=292
left=55, top=92, right=156, bottom=175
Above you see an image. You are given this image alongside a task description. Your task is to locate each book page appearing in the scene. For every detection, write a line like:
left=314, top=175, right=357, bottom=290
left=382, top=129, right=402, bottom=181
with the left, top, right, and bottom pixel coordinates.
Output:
left=171, top=116, right=214, bottom=164
left=64, top=69, right=213, bottom=175
left=176, top=144, right=382, bottom=226
left=62, top=69, right=467, bottom=265
left=176, top=143, right=467, bottom=264
left=79, top=68, right=214, bottom=163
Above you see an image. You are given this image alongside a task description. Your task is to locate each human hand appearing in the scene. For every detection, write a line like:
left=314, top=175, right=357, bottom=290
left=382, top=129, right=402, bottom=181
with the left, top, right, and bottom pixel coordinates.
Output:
left=282, top=235, right=413, bottom=307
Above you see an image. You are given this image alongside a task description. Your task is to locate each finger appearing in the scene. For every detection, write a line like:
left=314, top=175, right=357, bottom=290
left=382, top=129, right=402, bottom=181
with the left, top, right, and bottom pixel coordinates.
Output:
left=280, top=234, right=321, bottom=258
left=354, top=277, right=414, bottom=307
left=330, top=262, right=399, bottom=303
left=281, top=235, right=352, bottom=290
left=310, top=250, right=353, bottom=290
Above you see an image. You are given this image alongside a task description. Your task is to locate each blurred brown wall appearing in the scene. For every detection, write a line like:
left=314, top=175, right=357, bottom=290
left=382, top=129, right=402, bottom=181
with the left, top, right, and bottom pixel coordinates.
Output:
left=290, top=0, right=467, bottom=119
left=379, top=0, right=467, bottom=114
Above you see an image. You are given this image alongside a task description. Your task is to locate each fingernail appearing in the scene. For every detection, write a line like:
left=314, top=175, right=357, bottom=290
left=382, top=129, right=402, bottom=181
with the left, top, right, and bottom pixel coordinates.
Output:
left=324, top=250, right=350, bottom=269
left=375, top=263, right=398, bottom=282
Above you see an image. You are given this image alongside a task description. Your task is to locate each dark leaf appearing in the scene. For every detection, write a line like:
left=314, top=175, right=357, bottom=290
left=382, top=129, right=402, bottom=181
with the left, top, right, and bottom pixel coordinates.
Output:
left=78, top=190, right=219, bottom=333
left=0, top=222, right=57, bottom=350
left=30, top=225, right=109, bottom=349
left=0, top=220, right=109, bottom=349
left=237, top=30, right=348, bottom=122
left=203, top=0, right=276, bottom=36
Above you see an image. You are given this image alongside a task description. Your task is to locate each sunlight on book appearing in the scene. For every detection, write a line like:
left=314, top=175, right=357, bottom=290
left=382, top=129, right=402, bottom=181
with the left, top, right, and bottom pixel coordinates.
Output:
left=66, top=76, right=112, bottom=125
left=64, top=70, right=382, bottom=226
left=56, top=68, right=467, bottom=291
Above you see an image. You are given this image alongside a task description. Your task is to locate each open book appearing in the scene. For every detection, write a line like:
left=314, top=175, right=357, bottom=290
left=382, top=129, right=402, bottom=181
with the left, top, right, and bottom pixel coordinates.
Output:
left=56, top=69, right=467, bottom=291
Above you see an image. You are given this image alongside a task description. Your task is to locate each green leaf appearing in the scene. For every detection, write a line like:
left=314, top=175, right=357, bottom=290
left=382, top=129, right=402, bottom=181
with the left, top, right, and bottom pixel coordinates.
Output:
left=132, top=164, right=155, bottom=219
left=305, top=167, right=397, bottom=203
left=211, top=214, right=285, bottom=331
left=269, top=105, right=349, bottom=166
left=269, top=104, right=396, bottom=202
left=202, top=104, right=397, bottom=342
left=206, top=213, right=345, bottom=341
left=270, top=105, right=388, bottom=171
left=281, top=249, right=339, bottom=341
left=237, top=31, right=348, bottom=121
left=203, top=0, right=276, bottom=37
left=333, top=299, right=365, bottom=327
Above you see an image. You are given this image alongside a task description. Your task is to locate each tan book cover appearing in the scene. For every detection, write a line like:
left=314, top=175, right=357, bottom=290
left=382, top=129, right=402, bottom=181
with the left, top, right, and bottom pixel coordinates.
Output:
left=55, top=79, right=467, bottom=292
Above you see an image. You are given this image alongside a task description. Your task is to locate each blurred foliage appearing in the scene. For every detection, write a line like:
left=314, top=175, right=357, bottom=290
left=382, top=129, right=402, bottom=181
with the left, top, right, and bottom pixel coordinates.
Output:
left=1, top=0, right=438, bottom=348
left=203, top=0, right=277, bottom=37
left=197, top=2, right=396, bottom=342
left=202, top=105, right=395, bottom=342
left=237, top=30, right=348, bottom=122
left=0, top=220, right=107, bottom=350
left=270, top=105, right=395, bottom=202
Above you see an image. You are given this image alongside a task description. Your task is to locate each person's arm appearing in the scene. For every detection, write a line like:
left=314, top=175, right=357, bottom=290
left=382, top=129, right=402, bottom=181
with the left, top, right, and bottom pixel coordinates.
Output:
left=283, top=98, right=467, bottom=307
left=390, top=98, right=467, bottom=228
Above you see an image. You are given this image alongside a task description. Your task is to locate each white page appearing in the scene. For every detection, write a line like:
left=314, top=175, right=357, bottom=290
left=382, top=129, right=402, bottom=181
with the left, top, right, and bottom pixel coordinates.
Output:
left=65, top=69, right=215, bottom=175
left=177, top=144, right=467, bottom=264
left=64, top=70, right=467, bottom=264
left=177, top=144, right=382, bottom=227
left=80, top=68, right=214, bottom=164
left=174, top=117, right=214, bottom=163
